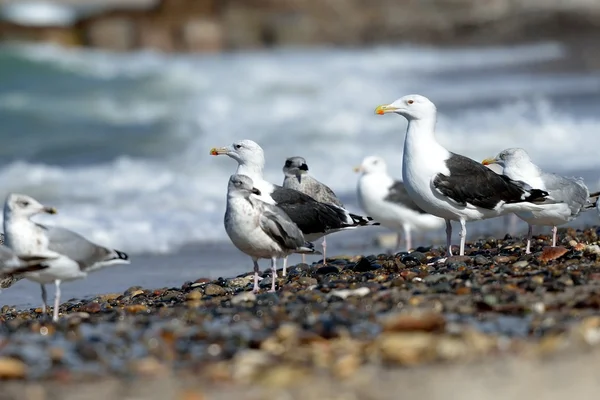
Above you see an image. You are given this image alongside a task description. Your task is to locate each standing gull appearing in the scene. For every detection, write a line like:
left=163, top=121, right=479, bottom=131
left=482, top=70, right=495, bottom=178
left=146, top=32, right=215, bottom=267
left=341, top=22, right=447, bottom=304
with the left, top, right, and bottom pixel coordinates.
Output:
left=282, top=156, right=344, bottom=263
left=210, top=140, right=378, bottom=275
left=225, top=174, right=319, bottom=293
left=375, top=95, right=551, bottom=257
left=482, top=148, right=593, bottom=253
left=3, top=193, right=130, bottom=322
left=354, top=156, right=445, bottom=252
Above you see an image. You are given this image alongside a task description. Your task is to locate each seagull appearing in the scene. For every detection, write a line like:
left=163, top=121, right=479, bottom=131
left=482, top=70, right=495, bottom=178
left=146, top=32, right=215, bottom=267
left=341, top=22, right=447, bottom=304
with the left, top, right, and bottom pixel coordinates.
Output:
left=3, top=193, right=130, bottom=322
left=354, top=156, right=445, bottom=252
left=225, top=174, right=319, bottom=293
left=282, top=156, right=344, bottom=263
left=375, top=94, right=551, bottom=257
left=482, top=148, right=593, bottom=253
left=210, top=140, right=378, bottom=274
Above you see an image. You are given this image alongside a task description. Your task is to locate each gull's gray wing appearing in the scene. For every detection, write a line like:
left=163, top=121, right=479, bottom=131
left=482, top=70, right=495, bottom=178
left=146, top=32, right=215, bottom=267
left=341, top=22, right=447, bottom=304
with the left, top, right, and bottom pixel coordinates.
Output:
left=38, top=225, right=128, bottom=271
left=542, top=173, right=589, bottom=216
left=384, top=180, right=428, bottom=214
left=304, top=176, right=344, bottom=208
left=258, top=204, right=305, bottom=251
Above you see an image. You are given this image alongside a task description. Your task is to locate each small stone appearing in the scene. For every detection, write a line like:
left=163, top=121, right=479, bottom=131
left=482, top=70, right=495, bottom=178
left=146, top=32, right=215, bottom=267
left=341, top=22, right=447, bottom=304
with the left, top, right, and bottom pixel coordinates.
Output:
left=81, top=302, right=102, bottom=314
left=493, top=256, right=511, bottom=264
left=125, top=304, right=148, bottom=314
left=96, top=293, right=121, bottom=302
left=315, top=266, right=340, bottom=275
left=352, top=258, right=376, bottom=272
left=297, top=277, right=317, bottom=286
left=585, top=245, right=600, bottom=255
left=376, top=333, right=436, bottom=365
left=513, top=260, right=529, bottom=268
left=131, top=357, right=166, bottom=376
left=381, top=312, right=445, bottom=333
left=473, top=255, right=490, bottom=265
left=0, top=357, right=27, bottom=379
left=539, top=246, right=569, bottom=262
left=130, top=290, right=145, bottom=298
left=204, top=284, right=226, bottom=297
left=455, top=287, right=471, bottom=295
left=231, top=292, right=256, bottom=305
left=186, top=290, right=202, bottom=301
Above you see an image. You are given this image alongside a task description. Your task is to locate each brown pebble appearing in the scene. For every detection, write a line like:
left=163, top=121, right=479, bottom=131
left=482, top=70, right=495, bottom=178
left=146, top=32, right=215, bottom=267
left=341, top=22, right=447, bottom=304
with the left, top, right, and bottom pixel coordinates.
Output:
left=539, top=246, right=568, bottom=262
left=125, top=304, right=148, bottom=314
left=455, top=287, right=471, bottom=295
left=0, top=357, right=27, bottom=379
left=493, top=256, right=511, bottom=264
left=186, top=290, right=202, bottom=301
left=81, top=302, right=102, bottom=314
left=381, top=312, right=445, bottom=333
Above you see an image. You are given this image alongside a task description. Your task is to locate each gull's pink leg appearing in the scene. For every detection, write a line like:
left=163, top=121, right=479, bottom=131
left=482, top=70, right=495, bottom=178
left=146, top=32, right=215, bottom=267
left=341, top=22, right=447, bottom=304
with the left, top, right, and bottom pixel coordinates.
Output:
left=526, top=224, right=533, bottom=254
left=269, top=257, right=277, bottom=292
left=252, top=259, right=260, bottom=293
left=282, top=257, right=288, bottom=277
left=445, top=219, right=453, bottom=257
left=459, top=219, right=467, bottom=256
left=552, top=226, right=558, bottom=247
left=321, top=236, right=327, bottom=265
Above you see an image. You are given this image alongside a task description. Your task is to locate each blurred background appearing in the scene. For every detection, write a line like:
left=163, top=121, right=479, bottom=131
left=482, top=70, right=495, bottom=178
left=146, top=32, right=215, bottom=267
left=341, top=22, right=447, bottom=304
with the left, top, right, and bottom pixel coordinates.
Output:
left=1, top=0, right=600, bottom=257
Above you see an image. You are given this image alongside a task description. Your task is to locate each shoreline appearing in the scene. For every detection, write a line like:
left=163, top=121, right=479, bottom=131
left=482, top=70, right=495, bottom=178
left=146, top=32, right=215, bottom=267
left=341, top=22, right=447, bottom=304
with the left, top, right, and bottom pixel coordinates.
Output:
left=0, top=228, right=599, bottom=398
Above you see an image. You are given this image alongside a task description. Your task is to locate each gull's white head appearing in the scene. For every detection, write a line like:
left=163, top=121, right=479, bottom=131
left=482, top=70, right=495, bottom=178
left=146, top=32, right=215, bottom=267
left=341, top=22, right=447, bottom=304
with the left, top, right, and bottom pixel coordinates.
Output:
left=353, top=156, right=388, bottom=175
left=282, top=156, right=308, bottom=178
left=4, top=193, right=57, bottom=219
left=482, top=147, right=532, bottom=169
left=375, top=94, right=436, bottom=121
left=228, top=174, right=261, bottom=197
left=210, top=139, right=265, bottom=168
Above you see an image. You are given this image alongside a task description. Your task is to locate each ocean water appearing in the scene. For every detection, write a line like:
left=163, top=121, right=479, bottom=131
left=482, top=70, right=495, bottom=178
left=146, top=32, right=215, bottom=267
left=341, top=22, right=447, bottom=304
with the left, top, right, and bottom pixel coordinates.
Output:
left=0, top=41, right=600, bottom=258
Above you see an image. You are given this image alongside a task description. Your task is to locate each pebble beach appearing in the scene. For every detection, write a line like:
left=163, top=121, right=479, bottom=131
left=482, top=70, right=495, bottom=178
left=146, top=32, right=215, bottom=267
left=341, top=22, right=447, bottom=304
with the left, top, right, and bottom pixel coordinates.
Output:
left=0, top=228, right=600, bottom=399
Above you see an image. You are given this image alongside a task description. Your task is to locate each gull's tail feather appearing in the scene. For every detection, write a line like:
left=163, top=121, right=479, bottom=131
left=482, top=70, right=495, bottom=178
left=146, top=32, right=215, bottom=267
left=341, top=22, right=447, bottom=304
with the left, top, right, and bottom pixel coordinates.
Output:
left=526, top=188, right=551, bottom=204
left=295, top=241, right=322, bottom=255
left=85, top=249, right=130, bottom=273
left=348, top=213, right=381, bottom=227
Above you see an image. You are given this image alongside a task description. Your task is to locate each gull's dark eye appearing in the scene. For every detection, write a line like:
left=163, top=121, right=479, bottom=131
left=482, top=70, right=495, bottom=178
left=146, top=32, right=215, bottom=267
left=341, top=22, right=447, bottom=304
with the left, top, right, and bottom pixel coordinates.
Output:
left=407, top=99, right=414, bottom=105
left=19, top=201, right=29, bottom=207
left=284, top=161, right=291, bottom=167
left=234, top=144, right=242, bottom=150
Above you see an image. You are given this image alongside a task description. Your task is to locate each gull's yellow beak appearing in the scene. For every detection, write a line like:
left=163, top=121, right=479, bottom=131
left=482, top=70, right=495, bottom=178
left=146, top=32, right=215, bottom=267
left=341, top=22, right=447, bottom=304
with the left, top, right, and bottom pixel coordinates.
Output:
left=44, top=206, right=57, bottom=215
left=210, top=147, right=229, bottom=156
left=375, top=104, right=398, bottom=115
left=481, top=157, right=497, bottom=166
left=353, top=165, right=362, bottom=173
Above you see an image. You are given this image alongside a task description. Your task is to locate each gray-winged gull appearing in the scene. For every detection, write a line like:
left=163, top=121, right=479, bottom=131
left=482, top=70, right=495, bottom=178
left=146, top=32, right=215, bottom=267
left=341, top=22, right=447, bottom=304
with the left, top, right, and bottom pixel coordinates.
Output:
left=3, top=193, right=130, bottom=321
left=224, top=174, right=319, bottom=293
left=354, top=155, right=445, bottom=252
left=482, top=148, right=594, bottom=253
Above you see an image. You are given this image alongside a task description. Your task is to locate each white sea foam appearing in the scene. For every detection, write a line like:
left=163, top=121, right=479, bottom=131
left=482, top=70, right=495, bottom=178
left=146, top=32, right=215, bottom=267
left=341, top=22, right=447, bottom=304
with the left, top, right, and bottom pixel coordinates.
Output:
left=0, top=42, right=599, bottom=254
